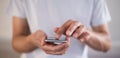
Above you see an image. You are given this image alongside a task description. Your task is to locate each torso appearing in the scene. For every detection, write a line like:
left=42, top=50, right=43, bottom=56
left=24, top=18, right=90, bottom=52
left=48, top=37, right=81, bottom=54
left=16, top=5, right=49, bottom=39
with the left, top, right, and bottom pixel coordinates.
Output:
left=21, top=0, right=94, bottom=58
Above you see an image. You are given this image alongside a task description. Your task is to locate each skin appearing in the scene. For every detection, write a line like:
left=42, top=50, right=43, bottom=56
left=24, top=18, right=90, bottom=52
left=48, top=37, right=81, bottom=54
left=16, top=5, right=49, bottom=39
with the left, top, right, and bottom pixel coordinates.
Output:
left=12, top=16, right=111, bottom=55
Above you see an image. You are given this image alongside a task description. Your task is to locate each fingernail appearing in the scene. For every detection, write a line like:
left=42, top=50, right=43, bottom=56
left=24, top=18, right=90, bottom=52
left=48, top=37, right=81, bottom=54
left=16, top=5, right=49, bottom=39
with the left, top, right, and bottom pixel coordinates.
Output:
left=66, top=31, right=72, bottom=36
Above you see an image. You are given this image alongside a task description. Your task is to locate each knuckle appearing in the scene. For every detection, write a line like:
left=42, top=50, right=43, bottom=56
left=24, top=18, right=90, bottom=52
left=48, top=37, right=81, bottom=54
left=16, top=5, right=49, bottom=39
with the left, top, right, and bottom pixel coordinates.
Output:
left=61, top=25, right=66, bottom=30
left=80, top=25, right=84, bottom=29
left=68, top=19, right=73, bottom=22
left=72, top=21, right=76, bottom=25
left=37, top=30, right=46, bottom=36
left=75, top=21, right=80, bottom=26
left=35, top=30, right=43, bottom=37
left=71, top=22, right=79, bottom=29
left=36, top=30, right=42, bottom=34
left=69, top=24, right=75, bottom=30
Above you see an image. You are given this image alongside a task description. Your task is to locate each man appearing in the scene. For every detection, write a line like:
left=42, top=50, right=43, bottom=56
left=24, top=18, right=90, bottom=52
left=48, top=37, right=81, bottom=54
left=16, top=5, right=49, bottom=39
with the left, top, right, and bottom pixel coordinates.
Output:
left=8, top=0, right=112, bottom=58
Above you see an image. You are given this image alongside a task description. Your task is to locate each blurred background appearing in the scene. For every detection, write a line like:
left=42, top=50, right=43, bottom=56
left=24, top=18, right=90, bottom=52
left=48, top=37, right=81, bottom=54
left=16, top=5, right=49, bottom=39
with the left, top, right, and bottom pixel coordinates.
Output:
left=0, top=0, right=120, bottom=58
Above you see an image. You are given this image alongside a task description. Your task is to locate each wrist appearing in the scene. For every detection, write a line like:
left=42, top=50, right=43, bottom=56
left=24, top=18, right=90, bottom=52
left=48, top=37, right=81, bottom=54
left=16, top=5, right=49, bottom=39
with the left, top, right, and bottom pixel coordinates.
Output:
left=26, top=34, right=38, bottom=48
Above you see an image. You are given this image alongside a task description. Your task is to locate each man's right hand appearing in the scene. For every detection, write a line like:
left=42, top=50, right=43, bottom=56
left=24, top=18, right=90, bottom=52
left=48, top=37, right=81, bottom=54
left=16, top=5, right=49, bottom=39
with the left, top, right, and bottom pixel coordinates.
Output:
left=28, top=30, right=70, bottom=55
left=12, top=16, right=70, bottom=54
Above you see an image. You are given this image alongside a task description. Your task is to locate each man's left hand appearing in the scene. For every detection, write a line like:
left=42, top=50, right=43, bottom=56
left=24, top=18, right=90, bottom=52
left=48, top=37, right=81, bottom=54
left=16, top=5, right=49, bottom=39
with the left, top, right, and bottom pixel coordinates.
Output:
left=54, top=19, right=91, bottom=42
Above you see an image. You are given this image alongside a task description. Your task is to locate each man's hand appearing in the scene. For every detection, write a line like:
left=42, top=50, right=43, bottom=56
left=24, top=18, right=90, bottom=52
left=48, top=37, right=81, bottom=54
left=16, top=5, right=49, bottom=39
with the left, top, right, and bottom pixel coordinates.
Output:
left=55, top=19, right=89, bottom=42
left=28, top=30, right=70, bottom=55
left=54, top=19, right=111, bottom=52
left=12, top=16, right=70, bottom=54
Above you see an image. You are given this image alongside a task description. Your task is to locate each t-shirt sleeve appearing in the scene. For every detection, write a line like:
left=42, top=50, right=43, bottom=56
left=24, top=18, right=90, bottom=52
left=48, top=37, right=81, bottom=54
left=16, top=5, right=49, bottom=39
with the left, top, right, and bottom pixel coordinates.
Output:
left=7, top=0, right=26, bottom=18
left=91, top=0, right=111, bottom=27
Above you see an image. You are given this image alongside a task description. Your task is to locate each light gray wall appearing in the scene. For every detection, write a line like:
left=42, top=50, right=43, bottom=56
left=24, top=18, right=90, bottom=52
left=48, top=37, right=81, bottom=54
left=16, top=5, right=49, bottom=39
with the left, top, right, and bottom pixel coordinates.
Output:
left=0, top=0, right=12, bottom=38
left=0, top=0, right=120, bottom=58
left=106, top=0, right=120, bottom=41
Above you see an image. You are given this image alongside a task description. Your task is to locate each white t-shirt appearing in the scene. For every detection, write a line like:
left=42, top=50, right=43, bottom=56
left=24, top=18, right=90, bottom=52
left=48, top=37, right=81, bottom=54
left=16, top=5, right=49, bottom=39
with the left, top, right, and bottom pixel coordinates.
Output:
left=7, top=0, right=111, bottom=58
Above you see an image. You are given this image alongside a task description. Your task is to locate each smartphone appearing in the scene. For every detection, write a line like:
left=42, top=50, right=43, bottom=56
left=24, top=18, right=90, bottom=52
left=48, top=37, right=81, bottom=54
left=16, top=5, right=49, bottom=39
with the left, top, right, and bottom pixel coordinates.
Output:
left=45, top=37, right=66, bottom=44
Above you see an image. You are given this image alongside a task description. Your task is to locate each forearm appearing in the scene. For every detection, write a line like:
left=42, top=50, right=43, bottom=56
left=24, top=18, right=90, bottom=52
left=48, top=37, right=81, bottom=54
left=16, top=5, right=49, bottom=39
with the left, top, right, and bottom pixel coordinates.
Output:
left=12, top=35, right=37, bottom=53
left=84, top=32, right=111, bottom=52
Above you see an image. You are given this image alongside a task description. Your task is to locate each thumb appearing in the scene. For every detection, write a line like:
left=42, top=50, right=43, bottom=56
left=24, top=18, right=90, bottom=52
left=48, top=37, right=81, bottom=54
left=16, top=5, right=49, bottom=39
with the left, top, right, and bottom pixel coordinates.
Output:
left=66, top=36, right=70, bottom=46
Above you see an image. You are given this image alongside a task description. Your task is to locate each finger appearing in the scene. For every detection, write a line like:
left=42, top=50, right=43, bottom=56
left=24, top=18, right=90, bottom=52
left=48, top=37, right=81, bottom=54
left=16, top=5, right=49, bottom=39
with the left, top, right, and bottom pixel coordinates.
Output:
left=82, top=32, right=90, bottom=40
left=33, top=39, right=42, bottom=48
left=39, top=32, right=47, bottom=46
left=40, top=36, right=47, bottom=46
left=78, top=33, right=85, bottom=42
left=78, top=32, right=90, bottom=42
left=35, top=30, right=47, bottom=46
left=65, top=36, right=70, bottom=46
left=53, top=48, right=68, bottom=55
left=54, top=27, right=65, bottom=36
left=52, top=43, right=68, bottom=52
left=55, top=20, right=73, bottom=39
left=45, top=47, right=68, bottom=55
left=66, top=21, right=82, bottom=36
left=56, top=47, right=68, bottom=54
left=80, top=38, right=84, bottom=42
left=72, top=25, right=84, bottom=38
